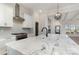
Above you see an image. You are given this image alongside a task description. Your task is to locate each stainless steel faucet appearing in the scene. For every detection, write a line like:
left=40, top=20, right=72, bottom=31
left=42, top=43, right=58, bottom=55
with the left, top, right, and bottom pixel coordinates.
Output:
left=41, top=27, right=48, bottom=37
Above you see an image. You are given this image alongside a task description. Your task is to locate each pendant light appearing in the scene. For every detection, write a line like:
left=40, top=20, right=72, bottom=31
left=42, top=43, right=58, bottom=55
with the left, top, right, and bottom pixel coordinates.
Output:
left=54, top=3, right=62, bottom=20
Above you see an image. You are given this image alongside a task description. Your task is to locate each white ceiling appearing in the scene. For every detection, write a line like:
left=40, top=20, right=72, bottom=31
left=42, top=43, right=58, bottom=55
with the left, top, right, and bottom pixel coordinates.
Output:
left=21, top=3, right=79, bottom=12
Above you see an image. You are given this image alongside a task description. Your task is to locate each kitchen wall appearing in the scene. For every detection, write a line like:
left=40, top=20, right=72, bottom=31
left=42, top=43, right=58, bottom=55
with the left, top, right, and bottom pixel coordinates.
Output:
left=33, top=5, right=79, bottom=35
left=33, top=11, right=48, bottom=35
left=1, top=3, right=79, bottom=38
left=0, top=4, right=33, bottom=38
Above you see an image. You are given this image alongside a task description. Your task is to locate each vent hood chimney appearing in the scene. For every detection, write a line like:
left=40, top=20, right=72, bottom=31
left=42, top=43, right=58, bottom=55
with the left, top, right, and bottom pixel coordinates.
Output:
left=13, top=3, right=24, bottom=22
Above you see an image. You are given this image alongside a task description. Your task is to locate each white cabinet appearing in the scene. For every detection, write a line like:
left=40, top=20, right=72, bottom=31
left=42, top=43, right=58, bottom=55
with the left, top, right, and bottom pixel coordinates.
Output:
left=0, top=37, right=16, bottom=55
left=0, top=4, right=5, bottom=27
left=23, top=14, right=33, bottom=28
left=4, top=5, right=13, bottom=27
left=0, top=4, right=13, bottom=27
left=0, top=39, right=7, bottom=55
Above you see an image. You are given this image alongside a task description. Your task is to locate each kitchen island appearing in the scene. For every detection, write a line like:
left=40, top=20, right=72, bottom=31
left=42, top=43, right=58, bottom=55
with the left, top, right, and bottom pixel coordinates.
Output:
left=6, top=34, right=79, bottom=55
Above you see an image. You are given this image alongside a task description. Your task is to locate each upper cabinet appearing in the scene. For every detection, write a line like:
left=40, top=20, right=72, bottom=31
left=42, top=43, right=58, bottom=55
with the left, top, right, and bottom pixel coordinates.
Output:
left=0, top=4, right=13, bottom=27
left=22, top=14, right=33, bottom=28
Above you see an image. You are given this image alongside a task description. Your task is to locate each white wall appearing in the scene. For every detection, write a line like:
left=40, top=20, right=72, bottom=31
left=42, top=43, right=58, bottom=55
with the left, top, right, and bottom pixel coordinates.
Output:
left=33, top=4, right=79, bottom=35
left=0, top=3, right=33, bottom=38
left=33, top=11, right=48, bottom=35
left=1, top=3, right=79, bottom=38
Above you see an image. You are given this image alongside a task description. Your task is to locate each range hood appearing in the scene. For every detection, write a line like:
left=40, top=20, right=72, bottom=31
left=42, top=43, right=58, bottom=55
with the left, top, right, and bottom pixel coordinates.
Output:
left=13, top=3, right=24, bottom=22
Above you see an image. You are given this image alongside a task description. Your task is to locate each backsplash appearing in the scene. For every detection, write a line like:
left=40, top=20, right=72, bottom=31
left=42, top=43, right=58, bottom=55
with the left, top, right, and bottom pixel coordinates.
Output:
left=0, top=27, right=33, bottom=38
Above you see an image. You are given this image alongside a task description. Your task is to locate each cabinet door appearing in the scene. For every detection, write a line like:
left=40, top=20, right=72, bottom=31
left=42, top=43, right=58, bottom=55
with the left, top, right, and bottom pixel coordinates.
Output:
left=4, top=5, right=13, bottom=27
left=0, top=4, right=5, bottom=26
left=23, top=14, right=33, bottom=28
left=0, top=4, right=13, bottom=27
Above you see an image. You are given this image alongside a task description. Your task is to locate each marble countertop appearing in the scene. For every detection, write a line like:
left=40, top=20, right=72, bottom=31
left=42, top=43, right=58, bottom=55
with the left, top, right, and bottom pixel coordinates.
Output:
left=6, top=34, right=79, bottom=55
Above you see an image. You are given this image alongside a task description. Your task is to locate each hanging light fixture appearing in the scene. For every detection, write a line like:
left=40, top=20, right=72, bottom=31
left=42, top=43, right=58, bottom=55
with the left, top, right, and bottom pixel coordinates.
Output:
left=54, top=3, right=62, bottom=20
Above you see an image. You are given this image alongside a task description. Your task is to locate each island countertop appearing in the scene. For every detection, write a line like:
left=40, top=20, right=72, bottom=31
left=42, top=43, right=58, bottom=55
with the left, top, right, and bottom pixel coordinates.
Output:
left=6, top=34, right=79, bottom=55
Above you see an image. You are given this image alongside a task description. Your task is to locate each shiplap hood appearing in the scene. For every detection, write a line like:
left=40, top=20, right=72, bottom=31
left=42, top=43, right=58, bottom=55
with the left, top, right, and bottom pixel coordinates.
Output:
left=13, top=3, right=24, bottom=22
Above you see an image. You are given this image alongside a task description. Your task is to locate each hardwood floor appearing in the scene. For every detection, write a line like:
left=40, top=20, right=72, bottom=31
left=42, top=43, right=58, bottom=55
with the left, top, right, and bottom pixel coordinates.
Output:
left=70, top=36, right=79, bottom=45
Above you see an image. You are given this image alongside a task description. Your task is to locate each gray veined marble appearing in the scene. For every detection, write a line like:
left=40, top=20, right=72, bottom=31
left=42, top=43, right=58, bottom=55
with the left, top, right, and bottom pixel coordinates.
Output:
left=6, top=34, right=79, bottom=55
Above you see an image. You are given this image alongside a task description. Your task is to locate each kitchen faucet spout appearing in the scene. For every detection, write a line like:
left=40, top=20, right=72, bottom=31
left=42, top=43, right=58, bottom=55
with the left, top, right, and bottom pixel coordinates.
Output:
left=41, top=27, right=48, bottom=37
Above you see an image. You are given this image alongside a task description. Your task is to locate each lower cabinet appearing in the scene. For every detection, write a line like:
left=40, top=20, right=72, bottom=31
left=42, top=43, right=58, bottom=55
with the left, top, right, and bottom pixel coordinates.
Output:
left=0, top=37, right=16, bottom=55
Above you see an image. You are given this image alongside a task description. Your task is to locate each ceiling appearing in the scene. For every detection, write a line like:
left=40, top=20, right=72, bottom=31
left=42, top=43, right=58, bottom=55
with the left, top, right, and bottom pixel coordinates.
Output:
left=21, top=3, right=79, bottom=12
